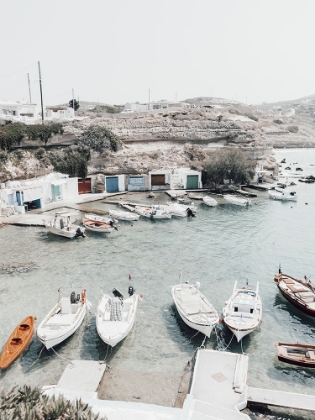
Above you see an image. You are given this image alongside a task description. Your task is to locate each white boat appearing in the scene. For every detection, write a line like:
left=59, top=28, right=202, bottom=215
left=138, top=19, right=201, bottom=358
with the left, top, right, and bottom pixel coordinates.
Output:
left=268, top=187, right=297, bottom=201
left=178, top=198, right=194, bottom=205
left=84, top=213, right=115, bottom=224
left=37, top=287, right=88, bottom=349
left=108, top=209, right=140, bottom=221
left=171, top=282, right=219, bottom=337
left=82, top=218, right=117, bottom=233
left=134, top=205, right=172, bottom=219
left=43, top=212, right=86, bottom=239
left=223, top=281, right=262, bottom=342
left=224, top=194, right=251, bottom=206
left=162, top=202, right=196, bottom=217
left=202, top=196, right=218, bottom=207
left=96, top=287, right=139, bottom=347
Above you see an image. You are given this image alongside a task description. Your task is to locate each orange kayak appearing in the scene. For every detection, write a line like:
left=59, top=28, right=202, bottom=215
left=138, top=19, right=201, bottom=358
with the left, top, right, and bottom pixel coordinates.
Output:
left=0, top=316, right=35, bottom=369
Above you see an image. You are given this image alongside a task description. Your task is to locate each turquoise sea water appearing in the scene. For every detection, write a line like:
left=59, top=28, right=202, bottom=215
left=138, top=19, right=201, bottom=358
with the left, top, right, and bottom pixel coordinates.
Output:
left=1, top=148, right=315, bottom=418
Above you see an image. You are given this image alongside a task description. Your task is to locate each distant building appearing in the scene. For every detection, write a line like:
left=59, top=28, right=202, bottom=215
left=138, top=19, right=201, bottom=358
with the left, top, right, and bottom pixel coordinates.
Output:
left=124, top=100, right=191, bottom=113
left=0, top=100, right=74, bottom=123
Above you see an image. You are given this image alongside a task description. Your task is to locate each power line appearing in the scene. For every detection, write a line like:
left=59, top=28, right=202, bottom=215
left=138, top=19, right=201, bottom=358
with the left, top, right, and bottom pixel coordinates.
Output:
left=0, top=62, right=37, bottom=79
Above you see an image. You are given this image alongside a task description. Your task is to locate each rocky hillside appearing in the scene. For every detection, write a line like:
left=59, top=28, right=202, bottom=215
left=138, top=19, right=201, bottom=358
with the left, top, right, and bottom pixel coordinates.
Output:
left=2, top=95, right=315, bottom=182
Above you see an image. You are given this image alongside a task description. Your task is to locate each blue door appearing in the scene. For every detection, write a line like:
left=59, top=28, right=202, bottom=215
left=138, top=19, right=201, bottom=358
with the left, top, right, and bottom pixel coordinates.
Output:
left=106, top=177, right=119, bottom=192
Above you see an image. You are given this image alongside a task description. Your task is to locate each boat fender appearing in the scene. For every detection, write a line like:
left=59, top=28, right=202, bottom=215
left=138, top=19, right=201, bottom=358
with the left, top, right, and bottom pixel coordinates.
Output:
left=81, top=289, right=86, bottom=304
left=70, top=292, right=76, bottom=304
left=128, top=286, right=134, bottom=296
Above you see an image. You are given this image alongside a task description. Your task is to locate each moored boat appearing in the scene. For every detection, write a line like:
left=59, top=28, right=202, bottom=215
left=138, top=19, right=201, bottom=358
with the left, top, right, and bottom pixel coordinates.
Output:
left=223, top=281, right=262, bottom=342
left=202, top=196, right=218, bottom=207
left=82, top=218, right=117, bottom=233
left=171, top=281, right=219, bottom=337
left=37, top=288, right=88, bottom=349
left=274, top=271, right=315, bottom=317
left=96, top=286, right=139, bottom=347
left=268, top=187, right=297, bottom=201
left=0, top=316, right=35, bottom=370
left=276, top=342, right=315, bottom=368
left=43, top=212, right=86, bottom=239
left=108, top=209, right=140, bottom=221
left=134, top=205, right=172, bottom=219
left=224, top=194, right=251, bottom=206
left=84, top=213, right=115, bottom=224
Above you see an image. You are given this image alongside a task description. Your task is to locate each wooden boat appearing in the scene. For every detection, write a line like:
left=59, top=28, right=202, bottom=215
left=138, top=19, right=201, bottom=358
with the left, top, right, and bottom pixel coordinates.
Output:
left=43, top=212, right=86, bottom=239
left=171, top=282, right=219, bottom=337
left=268, top=187, right=297, bottom=201
left=37, top=288, right=88, bottom=349
left=96, top=286, right=139, bottom=347
left=134, top=205, right=172, bottom=219
left=84, top=213, right=115, bottom=224
left=0, top=316, right=35, bottom=369
left=223, top=281, right=262, bottom=342
left=156, top=203, right=196, bottom=218
left=108, top=209, right=140, bottom=221
left=202, top=196, right=218, bottom=207
left=82, top=218, right=117, bottom=233
left=274, top=271, right=315, bottom=317
left=224, top=194, right=251, bottom=206
left=276, top=342, right=315, bottom=368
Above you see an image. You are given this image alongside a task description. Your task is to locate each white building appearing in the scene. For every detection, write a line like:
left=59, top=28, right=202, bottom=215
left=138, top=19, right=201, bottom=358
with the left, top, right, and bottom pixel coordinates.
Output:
left=149, top=168, right=202, bottom=190
left=0, top=173, right=79, bottom=215
left=124, top=100, right=192, bottom=113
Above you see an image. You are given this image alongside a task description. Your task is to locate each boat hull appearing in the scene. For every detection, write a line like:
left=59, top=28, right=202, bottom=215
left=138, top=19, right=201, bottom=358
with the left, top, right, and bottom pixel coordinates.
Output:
left=202, top=197, right=218, bottom=207
left=224, top=195, right=251, bottom=206
left=171, top=283, right=219, bottom=338
left=223, top=283, right=262, bottom=342
left=108, top=210, right=140, bottom=221
left=96, top=294, right=138, bottom=347
left=274, top=273, right=315, bottom=317
left=37, top=301, right=86, bottom=349
left=0, top=316, right=35, bottom=369
left=276, top=342, right=315, bottom=368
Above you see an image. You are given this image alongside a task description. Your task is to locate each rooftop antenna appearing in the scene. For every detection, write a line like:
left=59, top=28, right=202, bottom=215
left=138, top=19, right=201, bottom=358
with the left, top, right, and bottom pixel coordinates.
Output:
left=38, top=61, right=44, bottom=123
left=27, top=73, right=32, bottom=103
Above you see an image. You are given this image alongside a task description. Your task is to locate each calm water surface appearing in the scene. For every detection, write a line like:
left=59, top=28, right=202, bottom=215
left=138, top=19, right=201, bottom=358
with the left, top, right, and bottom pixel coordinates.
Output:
left=1, top=148, right=315, bottom=416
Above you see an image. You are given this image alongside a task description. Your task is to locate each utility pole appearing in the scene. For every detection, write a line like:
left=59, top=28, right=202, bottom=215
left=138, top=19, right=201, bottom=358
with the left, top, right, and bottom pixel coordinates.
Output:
left=72, top=88, right=75, bottom=116
left=27, top=73, right=32, bottom=103
left=38, top=61, right=44, bottom=123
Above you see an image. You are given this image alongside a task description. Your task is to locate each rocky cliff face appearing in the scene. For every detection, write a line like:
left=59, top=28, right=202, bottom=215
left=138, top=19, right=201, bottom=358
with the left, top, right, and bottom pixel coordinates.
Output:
left=5, top=97, right=312, bottom=182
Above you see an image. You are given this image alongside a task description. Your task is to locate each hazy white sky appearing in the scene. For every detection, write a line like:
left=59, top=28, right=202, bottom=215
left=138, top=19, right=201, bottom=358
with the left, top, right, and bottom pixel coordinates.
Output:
left=1, top=0, right=314, bottom=106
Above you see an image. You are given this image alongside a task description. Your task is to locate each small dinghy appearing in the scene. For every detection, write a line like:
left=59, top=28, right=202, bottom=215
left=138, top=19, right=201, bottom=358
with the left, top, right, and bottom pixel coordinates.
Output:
left=224, top=194, right=251, bottom=207
left=171, top=281, right=219, bottom=337
left=108, top=209, right=140, bottom=221
left=276, top=342, right=315, bottom=368
left=0, top=316, right=35, bottom=369
left=96, top=286, right=139, bottom=347
left=37, top=288, right=88, bottom=349
left=82, top=218, right=117, bottom=233
left=202, top=196, right=218, bottom=207
left=84, top=213, right=114, bottom=224
left=223, top=280, right=262, bottom=342
left=134, top=205, right=172, bottom=219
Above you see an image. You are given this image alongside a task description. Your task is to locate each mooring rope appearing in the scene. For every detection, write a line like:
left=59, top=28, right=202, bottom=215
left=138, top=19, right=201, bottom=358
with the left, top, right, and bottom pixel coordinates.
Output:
left=27, top=344, right=45, bottom=371
left=51, top=347, right=75, bottom=368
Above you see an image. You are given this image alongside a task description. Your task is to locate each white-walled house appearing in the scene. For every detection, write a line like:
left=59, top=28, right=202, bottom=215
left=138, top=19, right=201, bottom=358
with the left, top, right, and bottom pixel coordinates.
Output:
left=124, top=100, right=192, bottom=113
left=149, top=168, right=202, bottom=190
left=0, top=173, right=79, bottom=215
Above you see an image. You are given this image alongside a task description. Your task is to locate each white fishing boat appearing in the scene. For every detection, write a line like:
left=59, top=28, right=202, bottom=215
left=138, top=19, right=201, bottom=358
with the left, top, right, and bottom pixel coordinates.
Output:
left=96, top=286, right=139, bottom=347
left=134, top=205, right=172, bottom=219
left=224, top=194, right=251, bottom=206
left=171, top=282, right=219, bottom=337
left=202, top=196, right=218, bottom=207
left=43, top=212, right=86, bottom=239
left=37, top=287, right=88, bottom=349
left=268, top=187, right=297, bottom=201
left=108, top=209, right=140, bottom=221
left=223, top=281, right=262, bottom=342
left=82, top=218, right=117, bottom=233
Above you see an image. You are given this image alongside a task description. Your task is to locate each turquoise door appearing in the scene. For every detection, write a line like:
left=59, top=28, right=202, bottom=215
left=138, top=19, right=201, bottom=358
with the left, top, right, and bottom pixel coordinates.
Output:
left=106, top=177, right=119, bottom=192
left=187, top=175, right=198, bottom=189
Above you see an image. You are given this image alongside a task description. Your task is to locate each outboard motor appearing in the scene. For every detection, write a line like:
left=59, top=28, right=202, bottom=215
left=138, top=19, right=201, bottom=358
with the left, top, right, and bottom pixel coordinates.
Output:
left=112, top=288, right=123, bottom=300
left=70, top=291, right=76, bottom=304
left=186, top=208, right=195, bottom=218
left=128, top=286, right=134, bottom=296
left=75, top=227, right=85, bottom=238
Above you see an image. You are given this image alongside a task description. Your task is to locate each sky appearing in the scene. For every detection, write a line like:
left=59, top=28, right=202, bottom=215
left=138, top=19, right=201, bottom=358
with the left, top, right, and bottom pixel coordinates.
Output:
left=1, top=0, right=315, bottom=106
